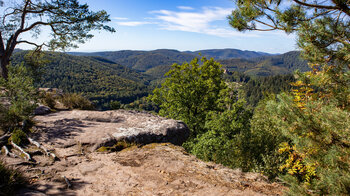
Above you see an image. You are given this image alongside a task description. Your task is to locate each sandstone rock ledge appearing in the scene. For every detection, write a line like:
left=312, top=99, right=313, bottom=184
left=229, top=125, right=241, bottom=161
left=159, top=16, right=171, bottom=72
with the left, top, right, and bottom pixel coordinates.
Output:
left=0, top=110, right=285, bottom=195
left=33, top=110, right=190, bottom=151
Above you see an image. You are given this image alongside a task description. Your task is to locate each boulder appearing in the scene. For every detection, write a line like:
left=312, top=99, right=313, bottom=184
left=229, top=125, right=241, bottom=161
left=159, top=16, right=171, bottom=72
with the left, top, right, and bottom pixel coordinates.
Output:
left=34, top=105, right=51, bottom=115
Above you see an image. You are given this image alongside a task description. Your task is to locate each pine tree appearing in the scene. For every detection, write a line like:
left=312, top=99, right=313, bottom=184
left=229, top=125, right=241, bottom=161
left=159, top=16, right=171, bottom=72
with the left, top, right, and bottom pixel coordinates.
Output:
left=229, top=0, right=350, bottom=194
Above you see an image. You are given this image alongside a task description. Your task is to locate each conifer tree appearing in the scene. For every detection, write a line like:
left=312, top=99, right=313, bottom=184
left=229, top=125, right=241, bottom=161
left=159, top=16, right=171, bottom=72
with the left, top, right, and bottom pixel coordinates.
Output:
left=229, top=0, right=350, bottom=194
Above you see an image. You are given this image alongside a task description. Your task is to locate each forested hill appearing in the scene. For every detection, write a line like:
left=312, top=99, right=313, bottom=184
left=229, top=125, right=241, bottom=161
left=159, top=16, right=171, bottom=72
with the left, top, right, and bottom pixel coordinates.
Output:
left=70, top=49, right=308, bottom=78
left=69, top=49, right=195, bottom=71
left=186, top=49, right=273, bottom=60
left=220, top=51, right=309, bottom=76
left=145, top=51, right=309, bottom=79
left=11, top=51, right=153, bottom=107
left=69, top=48, right=273, bottom=71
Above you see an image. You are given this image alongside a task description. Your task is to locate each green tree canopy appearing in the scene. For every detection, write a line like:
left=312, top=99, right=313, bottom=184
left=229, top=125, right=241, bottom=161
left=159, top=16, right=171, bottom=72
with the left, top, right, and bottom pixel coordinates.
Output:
left=0, top=0, right=115, bottom=79
left=149, top=57, right=230, bottom=138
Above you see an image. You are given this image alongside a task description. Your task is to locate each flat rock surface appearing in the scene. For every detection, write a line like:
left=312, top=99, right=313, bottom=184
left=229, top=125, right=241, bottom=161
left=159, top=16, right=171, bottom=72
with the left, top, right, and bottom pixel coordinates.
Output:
left=1, top=110, right=285, bottom=195
left=32, top=110, right=189, bottom=150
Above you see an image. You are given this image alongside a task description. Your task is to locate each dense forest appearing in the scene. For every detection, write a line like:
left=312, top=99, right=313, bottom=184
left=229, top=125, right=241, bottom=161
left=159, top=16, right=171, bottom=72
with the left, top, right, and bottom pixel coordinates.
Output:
left=70, top=48, right=273, bottom=70
left=11, top=51, right=154, bottom=109
left=220, top=51, right=309, bottom=76
left=71, top=49, right=308, bottom=78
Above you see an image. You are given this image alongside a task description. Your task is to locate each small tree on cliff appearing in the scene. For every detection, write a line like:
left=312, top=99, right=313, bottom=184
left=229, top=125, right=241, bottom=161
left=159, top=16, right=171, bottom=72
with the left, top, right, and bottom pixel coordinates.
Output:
left=0, top=0, right=115, bottom=80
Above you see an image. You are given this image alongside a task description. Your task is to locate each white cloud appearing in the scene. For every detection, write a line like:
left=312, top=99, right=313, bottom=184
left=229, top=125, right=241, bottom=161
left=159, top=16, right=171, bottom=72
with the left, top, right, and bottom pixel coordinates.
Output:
left=151, top=7, right=258, bottom=38
left=113, top=17, right=128, bottom=20
left=116, top=21, right=152, bottom=26
left=177, top=6, right=194, bottom=10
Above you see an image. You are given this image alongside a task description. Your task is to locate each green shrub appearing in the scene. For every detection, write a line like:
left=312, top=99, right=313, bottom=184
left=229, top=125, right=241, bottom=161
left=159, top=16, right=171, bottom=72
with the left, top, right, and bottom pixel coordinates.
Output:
left=60, top=93, right=94, bottom=110
left=10, top=129, right=28, bottom=146
left=189, top=100, right=254, bottom=171
left=110, top=100, right=121, bottom=110
left=41, top=92, right=56, bottom=109
left=0, top=160, right=25, bottom=196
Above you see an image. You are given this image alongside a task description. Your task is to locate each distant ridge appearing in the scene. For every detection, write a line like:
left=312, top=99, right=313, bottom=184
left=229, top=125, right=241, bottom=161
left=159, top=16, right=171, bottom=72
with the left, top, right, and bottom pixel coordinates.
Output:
left=69, top=48, right=274, bottom=71
left=69, top=49, right=308, bottom=77
left=186, top=48, right=274, bottom=60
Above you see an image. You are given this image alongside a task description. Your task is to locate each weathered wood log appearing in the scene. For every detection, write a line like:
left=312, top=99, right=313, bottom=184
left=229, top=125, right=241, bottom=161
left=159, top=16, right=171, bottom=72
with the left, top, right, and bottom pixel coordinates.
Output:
left=2, top=145, right=18, bottom=158
left=11, top=141, right=31, bottom=161
left=28, top=137, right=57, bottom=160
left=63, top=176, right=72, bottom=189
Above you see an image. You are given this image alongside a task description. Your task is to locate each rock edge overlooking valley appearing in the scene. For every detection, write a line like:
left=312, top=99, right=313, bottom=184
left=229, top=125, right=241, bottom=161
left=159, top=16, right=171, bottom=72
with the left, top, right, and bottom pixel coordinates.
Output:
left=1, top=110, right=285, bottom=195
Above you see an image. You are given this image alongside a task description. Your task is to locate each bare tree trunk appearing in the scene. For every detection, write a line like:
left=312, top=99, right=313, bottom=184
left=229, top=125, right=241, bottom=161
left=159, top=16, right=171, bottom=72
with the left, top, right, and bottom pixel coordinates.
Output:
left=0, top=57, right=9, bottom=80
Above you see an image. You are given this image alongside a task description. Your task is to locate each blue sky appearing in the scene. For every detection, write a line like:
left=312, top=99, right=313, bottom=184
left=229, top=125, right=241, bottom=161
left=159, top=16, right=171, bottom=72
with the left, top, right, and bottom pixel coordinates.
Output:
left=26, top=0, right=298, bottom=53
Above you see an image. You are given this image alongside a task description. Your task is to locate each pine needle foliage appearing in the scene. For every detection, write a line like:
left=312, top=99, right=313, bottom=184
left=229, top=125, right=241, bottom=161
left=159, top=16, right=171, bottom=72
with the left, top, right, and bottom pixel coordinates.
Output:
left=229, top=0, right=350, bottom=194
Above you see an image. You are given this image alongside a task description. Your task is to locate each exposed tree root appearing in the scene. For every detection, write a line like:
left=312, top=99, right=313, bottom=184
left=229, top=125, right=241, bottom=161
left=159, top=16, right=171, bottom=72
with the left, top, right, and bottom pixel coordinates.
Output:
left=28, top=137, right=57, bottom=160
left=2, top=145, right=18, bottom=158
left=11, top=141, right=31, bottom=161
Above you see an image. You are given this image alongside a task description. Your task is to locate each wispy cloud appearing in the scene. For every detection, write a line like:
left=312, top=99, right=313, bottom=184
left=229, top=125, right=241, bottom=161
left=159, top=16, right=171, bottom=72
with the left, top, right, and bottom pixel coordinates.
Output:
left=150, top=7, right=257, bottom=38
left=116, top=21, right=153, bottom=26
left=177, top=6, right=194, bottom=10
left=113, top=17, right=128, bottom=20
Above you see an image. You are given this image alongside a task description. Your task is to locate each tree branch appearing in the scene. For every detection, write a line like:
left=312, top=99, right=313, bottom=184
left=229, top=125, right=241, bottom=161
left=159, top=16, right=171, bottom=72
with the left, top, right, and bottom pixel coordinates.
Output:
left=331, top=0, right=350, bottom=16
left=16, top=40, right=48, bottom=51
left=255, top=19, right=279, bottom=30
left=293, top=0, right=340, bottom=10
left=5, top=0, right=31, bottom=60
left=20, top=21, right=50, bottom=33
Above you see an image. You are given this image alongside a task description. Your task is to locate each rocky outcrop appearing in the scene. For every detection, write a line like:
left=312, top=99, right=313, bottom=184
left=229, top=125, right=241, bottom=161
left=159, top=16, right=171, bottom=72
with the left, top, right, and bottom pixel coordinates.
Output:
left=0, top=109, right=285, bottom=195
left=33, top=110, right=189, bottom=151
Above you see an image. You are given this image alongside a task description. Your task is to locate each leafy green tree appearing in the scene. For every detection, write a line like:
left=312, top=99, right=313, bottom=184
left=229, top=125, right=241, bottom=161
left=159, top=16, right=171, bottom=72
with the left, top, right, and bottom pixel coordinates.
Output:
left=229, top=0, right=350, bottom=194
left=149, top=57, right=229, bottom=138
left=150, top=57, right=259, bottom=170
left=0, top=0, right=115, bottom=80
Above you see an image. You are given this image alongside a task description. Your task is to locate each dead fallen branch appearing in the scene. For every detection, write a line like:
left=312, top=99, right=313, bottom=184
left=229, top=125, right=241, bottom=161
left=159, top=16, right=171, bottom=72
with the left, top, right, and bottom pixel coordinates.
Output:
left=11, top=141, right=31, bottom=161
left=63, top=175, right=72, bottom=189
